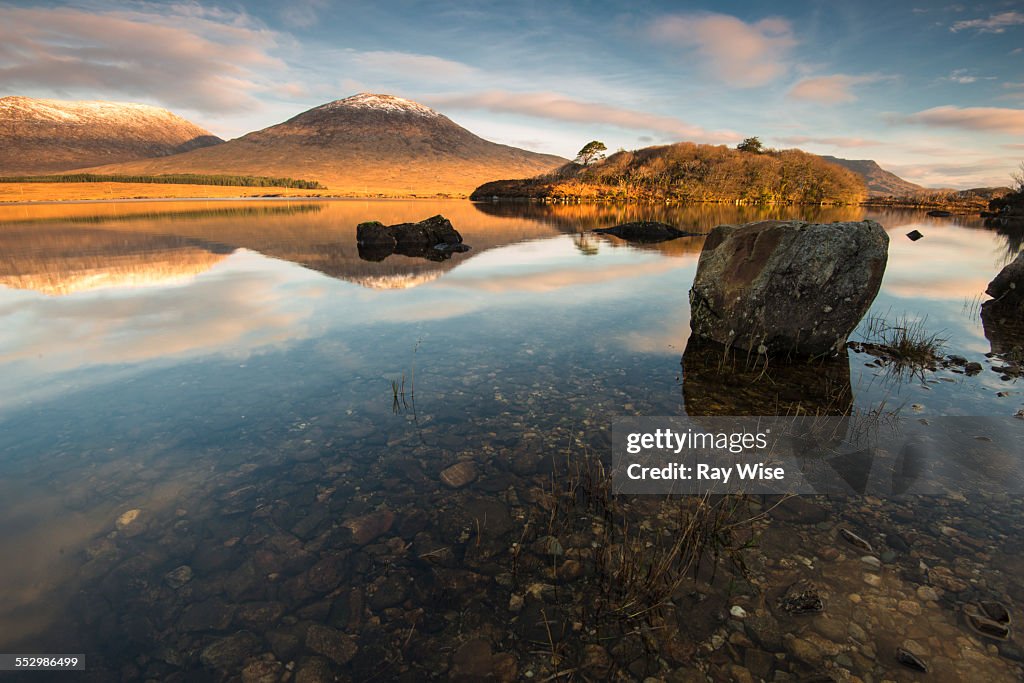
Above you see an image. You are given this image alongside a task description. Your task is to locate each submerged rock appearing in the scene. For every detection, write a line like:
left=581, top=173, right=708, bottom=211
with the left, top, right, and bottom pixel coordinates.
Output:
left=357, top=214, right=469, bottom=262
left=342, top=509, right=394, bottom=545
left=592, top=221, right=700, bottom=243
left=439, top=461, right=478, bottom=489
left=306, top=624, right=358, bottom=665
left=688, top=220, right=888, bottom=357
left=896, top=647, right=928, bottom=672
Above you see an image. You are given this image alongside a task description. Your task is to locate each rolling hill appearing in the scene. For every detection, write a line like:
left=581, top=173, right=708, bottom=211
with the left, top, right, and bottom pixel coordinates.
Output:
left=818, top=156, right=925, bottom=197
left=77, top=94, right=567, bottom=196
left=0, top=96, right=222, bottom=175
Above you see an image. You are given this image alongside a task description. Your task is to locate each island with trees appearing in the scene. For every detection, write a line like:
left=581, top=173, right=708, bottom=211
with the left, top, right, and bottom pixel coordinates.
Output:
left=472, top=138, right=867, bottom=205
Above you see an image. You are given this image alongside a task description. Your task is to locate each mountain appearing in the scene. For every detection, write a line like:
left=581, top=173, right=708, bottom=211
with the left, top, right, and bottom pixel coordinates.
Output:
left=818, top=156, right=925, bottom=197
left=0, top=96, right=223, bottom=175
left=78, top=94, right=567, bottom=196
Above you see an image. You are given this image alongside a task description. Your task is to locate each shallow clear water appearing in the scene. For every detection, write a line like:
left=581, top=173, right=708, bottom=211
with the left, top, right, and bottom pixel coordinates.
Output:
left=0, top=199, right=1021, bottom=681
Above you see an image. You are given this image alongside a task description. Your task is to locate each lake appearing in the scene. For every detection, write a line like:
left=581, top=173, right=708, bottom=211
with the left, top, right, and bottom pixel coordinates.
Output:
left=0, top=199, right=1021, bottom=681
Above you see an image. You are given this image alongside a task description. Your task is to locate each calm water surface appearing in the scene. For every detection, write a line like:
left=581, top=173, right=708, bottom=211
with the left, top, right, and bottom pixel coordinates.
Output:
left=0, top=199, right=1021, bottom=681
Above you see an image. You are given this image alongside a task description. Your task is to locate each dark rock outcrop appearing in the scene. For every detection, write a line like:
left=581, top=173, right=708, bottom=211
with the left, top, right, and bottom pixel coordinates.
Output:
left=985, top=250, right=1024, bottom=305
left=592, top=221, right=701, bottom=243
left=688, top=220, right=888, bottom=357
left=357, top=214, right=469, bottom=262
left=981, top=251, right=1024, bottom=357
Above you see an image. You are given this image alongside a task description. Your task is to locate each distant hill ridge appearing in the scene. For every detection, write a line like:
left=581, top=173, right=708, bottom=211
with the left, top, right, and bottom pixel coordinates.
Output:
left=818, top=156, right=925, bottom=197
left=0, top=96, right=222, bottom=174
left=78, top=93, right=567, bottom=196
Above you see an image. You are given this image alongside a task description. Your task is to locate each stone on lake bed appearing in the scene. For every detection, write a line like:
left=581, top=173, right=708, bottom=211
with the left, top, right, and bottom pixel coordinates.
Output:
left=688, top=220, right=888, bottom=357
left=450, top=638, right=493, bottom=681
left=342, top=509, right=394, bottom=545
left=440, top=461, right=478, bottom=488
left=115, top=508, right=146, bottom=536
left=115, top=509, right=140, bottom=528
left=200, top=632, right=262, bottom=671
left=164, top=565, right=193, bottom=589
left=306, top=624, right=358, bottom=665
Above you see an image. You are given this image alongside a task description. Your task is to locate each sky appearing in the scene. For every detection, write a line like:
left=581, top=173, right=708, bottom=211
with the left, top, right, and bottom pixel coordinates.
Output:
left=1, top=0, right=1023, bottom=188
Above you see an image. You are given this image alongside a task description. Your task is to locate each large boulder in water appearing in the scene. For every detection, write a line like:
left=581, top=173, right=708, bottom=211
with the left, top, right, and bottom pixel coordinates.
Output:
left=985, top=250, right=1024, bottom=305
left=357, top=214, right=468, bottom=262
left=981, top=251, right=1024, bottom=357
left=688, top=220, right=889, bottom=358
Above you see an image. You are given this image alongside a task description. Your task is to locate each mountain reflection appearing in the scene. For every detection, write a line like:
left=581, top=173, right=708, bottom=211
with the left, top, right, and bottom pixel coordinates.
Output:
left=0, top=199, right=1015, bottom=297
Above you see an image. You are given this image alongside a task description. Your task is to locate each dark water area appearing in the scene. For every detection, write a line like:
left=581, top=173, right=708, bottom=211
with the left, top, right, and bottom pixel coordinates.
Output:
left=0, top=199, right=1021, bottom=681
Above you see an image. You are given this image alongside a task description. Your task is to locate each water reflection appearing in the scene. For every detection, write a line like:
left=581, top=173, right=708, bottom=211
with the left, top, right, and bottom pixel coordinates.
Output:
left=0, top=199, right=1022, bottom=680
left=681, top=335, right=854, bottom=416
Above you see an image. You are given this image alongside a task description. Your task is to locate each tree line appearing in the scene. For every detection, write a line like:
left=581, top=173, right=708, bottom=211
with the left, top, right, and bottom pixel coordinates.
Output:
left=0, top=173, right=325, bottom=189
left=475, top=141, right=867, bottom=205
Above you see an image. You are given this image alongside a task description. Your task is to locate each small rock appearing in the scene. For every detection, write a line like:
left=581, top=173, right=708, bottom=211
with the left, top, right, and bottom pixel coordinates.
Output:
left=241, top=656, right=284, bottom=683
left=860, top=555, right=881, bottom=568
left=115, top=508, right=146, bottom=537
left=492, top=653, right=518, bottom=683
left=535, top=536, right=564, bottom=557
left=896, top=647, right=928, bottom=672
left=839, top=528, right=873, bottom=553
left=917, top=586, right=940, bottom=601
left=440, top=461, right=478, bottom=489
left=451, top=639, right=492, bottom=681
left=164, top=565, right=193, bottom=589
left=907, top=229, right=925, bottom=240
left=200, top=632, right=261, bottom=671
left=863, top=573, right=882, bottom=587
left=580, top=644, right=613, bottom=676
left=730, top=605, right=749, bottom=619
left=898, top=600, right=922, bottom=616
left=343, top=509, right=394, bottom=545
left=930, top=566, right=968, bottom=592
left=785, top=637, right=824, bottom=666
left=306, top=624, right=358, bottom=665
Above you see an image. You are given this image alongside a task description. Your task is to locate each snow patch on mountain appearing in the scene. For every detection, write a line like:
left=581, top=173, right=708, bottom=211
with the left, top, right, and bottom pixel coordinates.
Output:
left=318, top=93, right=442, bottom=118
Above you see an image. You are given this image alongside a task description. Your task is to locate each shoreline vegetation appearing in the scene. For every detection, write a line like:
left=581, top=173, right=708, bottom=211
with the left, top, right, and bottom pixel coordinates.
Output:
left=0, top=173, right=325, bottom=189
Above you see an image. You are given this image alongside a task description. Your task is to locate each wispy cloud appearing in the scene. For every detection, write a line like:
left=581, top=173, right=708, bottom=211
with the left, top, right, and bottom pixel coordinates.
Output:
left=942, top=68, right=987, bottom=84
left=425, top=91, right=739, bottom=143
left=649, top=13, right=796, bottom=87
left=0, top=5, right=283, bottom=113
left=951, top=11, right=1024, bottom=33
left=279, top=0, right=328, bottom=29
left=902, top=105, right=1024, bottom=135
left=352, top=51, right=479, bottom=81
left=787, top=74, right=885, bottom=104
left=776, top=135, right=884, bottom=148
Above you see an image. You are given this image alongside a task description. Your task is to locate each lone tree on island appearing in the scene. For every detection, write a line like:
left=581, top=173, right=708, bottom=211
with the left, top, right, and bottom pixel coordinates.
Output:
left=737, top=137, right=765, bottom=154
left=575, top=140, right=607, bottom=166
